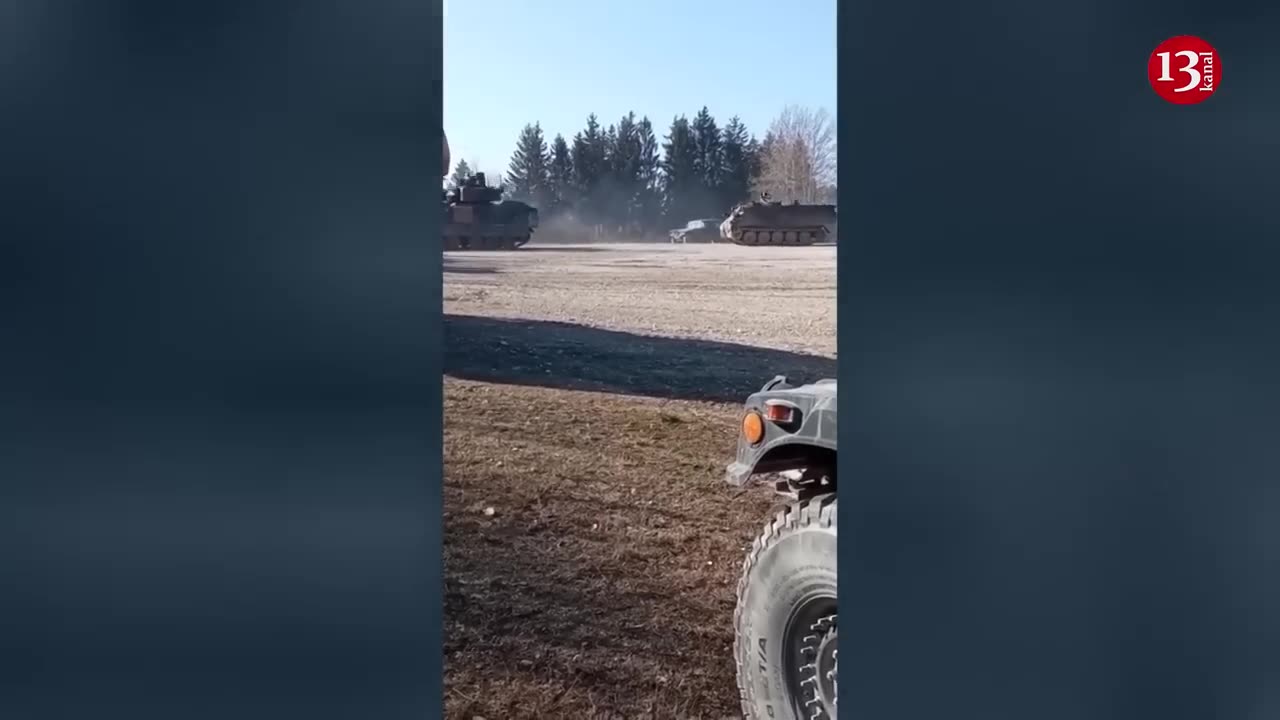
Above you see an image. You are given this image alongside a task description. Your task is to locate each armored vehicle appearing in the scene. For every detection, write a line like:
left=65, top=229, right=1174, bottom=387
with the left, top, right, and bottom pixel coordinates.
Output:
left=443, top=172, right=539, bottom=251
left=720, top=195, right=837, bottom=246
left=726, top=376, right=837, bottom=720
left=669, top=218, right=725, bottom=244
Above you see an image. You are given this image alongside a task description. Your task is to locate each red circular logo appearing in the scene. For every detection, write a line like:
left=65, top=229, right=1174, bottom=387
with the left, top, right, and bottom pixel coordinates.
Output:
left=1148, top=36, right=1220, bottom=104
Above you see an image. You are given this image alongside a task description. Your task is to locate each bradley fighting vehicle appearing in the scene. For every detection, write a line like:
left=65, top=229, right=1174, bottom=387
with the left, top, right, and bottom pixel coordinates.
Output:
left=442, top=172, right=539, bottom=251
left=726, top=375, right=838, bottom=719
left=720, top=194, right=838, bottom=246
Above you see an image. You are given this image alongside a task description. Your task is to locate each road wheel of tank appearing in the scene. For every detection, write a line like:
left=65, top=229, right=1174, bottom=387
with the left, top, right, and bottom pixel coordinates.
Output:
left=735, top=494, right=837, bottom=720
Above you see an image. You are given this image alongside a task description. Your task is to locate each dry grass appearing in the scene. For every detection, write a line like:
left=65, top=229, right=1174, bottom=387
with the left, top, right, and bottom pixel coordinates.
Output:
left=444, top=381, right=774, bottom=719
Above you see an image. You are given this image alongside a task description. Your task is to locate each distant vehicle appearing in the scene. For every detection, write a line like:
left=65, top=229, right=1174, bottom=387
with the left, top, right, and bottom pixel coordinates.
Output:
left=442, top=172, right=538, bottom=251
left=668, top=218, right=725, bottom=244
left=720, top=194, right=837, bottom=246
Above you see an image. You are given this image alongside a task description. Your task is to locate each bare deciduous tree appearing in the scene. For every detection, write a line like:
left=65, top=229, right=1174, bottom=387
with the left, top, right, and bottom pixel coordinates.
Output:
left=753, top=105, right=837, bottom=203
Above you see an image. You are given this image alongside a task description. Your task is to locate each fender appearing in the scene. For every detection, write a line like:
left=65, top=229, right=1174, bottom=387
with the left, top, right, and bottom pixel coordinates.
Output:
left=726, top=376, right=838, bottom=487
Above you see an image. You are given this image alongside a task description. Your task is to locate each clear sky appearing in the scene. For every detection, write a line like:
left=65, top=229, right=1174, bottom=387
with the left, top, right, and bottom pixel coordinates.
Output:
left=443, top=0, right=836, bottom=177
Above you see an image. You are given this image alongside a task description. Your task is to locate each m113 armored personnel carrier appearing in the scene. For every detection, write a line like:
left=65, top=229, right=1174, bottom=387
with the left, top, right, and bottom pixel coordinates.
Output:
left=726, top=375, right=838, bottom=719
left=720, top=194, right=838, bottom=246
left=442, top=172, right=539, bottom=251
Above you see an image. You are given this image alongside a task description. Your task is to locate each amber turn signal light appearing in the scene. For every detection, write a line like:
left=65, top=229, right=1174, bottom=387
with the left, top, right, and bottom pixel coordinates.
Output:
left=742, top=411, right=765, bottom=445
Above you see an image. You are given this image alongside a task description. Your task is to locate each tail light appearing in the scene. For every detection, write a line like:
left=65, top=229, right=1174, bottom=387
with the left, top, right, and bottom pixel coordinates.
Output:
left=763, top=400, right=799, bottom=425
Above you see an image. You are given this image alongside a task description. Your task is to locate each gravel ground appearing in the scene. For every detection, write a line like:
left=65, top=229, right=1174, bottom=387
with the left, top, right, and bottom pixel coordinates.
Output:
left=443, top=242, right=837, bottom=719
left=444, top=243, right=836, bottom=357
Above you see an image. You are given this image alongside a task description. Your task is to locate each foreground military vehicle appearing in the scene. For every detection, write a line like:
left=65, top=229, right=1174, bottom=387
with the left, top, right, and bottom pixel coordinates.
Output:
left=443, top=172, right=538, bottom=251
left=720, top=197, right=837, bottom=246
left=727, top=376, right=837, bottom=719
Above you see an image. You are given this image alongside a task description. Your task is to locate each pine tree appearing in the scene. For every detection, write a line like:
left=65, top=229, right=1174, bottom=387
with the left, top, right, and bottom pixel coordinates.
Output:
left=746, top=135, right=763, bottom=186
left=547, top=134, right=573, bottom=215
left=506, top=123, right=551, bottom=207
left=661, top=115, right=700, bottom=224
left=449, top=158, right=473, bottom=189
left=606, top=112, right=645, bottom=232
left=601, top=123, right=620, bottom=228
left=691, top=107, right=723, bottom=212
left=570, top=114, right=608, bottom=223
left=719, top=116, right=754, bottom=210
left=635, top=116, right=662, bottom=233
left=752, top=130, right=778, bottom=198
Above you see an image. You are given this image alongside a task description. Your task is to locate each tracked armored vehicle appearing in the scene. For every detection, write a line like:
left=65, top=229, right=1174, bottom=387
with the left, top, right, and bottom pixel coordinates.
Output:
left=720, top=196, right=837, bottom=246
left=727, top=376, right=838, bottom=720
left=443, top=172, right=538, bottom=251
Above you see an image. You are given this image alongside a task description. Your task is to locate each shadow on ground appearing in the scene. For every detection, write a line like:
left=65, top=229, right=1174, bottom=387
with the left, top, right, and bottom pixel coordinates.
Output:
left=443, top=314, right=836, bottom=404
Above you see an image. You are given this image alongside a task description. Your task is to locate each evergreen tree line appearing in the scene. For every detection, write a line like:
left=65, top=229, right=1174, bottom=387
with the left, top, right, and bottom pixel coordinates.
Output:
left=449, top=105, right=837, bottom=236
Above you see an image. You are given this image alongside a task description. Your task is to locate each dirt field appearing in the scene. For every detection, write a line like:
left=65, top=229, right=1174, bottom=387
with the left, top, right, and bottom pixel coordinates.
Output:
left=443, top=243, right=836, bottom=719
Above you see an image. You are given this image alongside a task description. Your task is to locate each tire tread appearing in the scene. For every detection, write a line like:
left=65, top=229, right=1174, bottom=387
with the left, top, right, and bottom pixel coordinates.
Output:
left=733, top=493, right=837, bottom=718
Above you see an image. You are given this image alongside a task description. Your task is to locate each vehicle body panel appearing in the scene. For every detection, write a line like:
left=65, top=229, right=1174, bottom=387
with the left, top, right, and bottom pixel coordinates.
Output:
left=726, top=376, right=837, bottom=486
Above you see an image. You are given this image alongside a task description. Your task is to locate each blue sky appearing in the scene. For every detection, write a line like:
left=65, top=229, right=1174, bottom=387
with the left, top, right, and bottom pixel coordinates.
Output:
left=443, top=0, right=836, bottom=177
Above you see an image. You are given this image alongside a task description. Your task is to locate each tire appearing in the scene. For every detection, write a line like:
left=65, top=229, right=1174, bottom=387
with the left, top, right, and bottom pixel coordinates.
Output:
left=734, top=494, right=837, bottom=720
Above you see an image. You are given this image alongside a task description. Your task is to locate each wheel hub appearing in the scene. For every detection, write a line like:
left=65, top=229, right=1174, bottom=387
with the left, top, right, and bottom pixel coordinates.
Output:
left=798, top=614, right=838, bottom=718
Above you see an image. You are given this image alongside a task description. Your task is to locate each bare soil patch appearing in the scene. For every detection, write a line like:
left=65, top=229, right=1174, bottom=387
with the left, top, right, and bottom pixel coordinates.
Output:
left=444, top=243, right=836, bottom=357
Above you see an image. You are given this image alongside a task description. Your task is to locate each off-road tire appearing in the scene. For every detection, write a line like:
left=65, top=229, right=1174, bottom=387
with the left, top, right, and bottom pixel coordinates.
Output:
left=734, top=494, right=838, bottom=719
